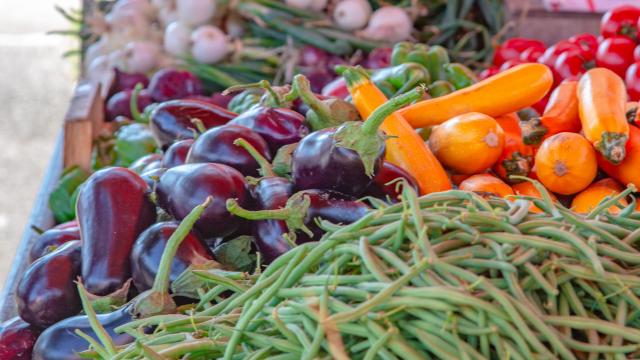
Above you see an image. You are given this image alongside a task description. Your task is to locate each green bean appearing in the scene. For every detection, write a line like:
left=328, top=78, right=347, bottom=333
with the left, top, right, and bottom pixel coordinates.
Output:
left=363, top=327, right=395, bottom=360
left=545, top=315, right=640, bottom=342
left=612, top=299, right=627, bottom=360
left=524, top=262, right=558, bottom=297
left=527, top=226, right=604, bottom=275
left=401, top=322, right=460, bottom=360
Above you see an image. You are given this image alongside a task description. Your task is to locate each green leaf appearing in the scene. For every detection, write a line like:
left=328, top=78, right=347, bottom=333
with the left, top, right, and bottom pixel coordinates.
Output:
left=114, top=123, right=157, bottom=167
left=211, top=235, right=257, bottom=272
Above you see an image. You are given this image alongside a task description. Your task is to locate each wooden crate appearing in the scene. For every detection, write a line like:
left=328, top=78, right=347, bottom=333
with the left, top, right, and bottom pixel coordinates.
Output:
left=0, top=82, right=104, bottom=321
left=507, top=0, right=602, bottom=44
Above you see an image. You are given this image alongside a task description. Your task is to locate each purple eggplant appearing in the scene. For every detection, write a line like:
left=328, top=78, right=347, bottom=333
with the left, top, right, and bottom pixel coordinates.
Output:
left=129, top=153, right=163, bottom=174
left=228, top=106, right=308, bottom=153
left=17, top=241, right=82, bottom=328
left=140, top=168, right=166, bottom=189
left=148, top=68, right=203, bottom=102
left=228, top=189, right=369, bottom=262
left=291, top=83, right=423, bottom=196
left=31, top=305, right=134, bottom=360
left=106, top=89, right=153, bottom=122
left=149, top=99, right=237, bottom=150
left=364, top=161, right=419, bottom=202
left=77, top=167, right=156, bottom=297
left=0, top=317, right=39, bottom=359
left=162, top=139, right=193, bottom=168
left=156, top=163, right=249, bottom=238
left=28, top=227, right=79, bottom=263
left=186, top=124, right=271, bottom=176
left=109, top=68, right=149, bottom=95
left=131, top=221, right=214, bottom=292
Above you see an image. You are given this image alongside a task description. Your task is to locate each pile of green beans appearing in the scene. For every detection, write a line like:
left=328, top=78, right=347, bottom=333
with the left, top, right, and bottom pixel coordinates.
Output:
left=93, top=181, right=640, bottom=359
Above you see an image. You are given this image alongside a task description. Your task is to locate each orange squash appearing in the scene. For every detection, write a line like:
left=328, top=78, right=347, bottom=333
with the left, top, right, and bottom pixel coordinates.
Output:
left=571, top=178, right=627, bottom=214
left=493, top=113, right=535, bottom=183
left=598, top=124, right=640, bottom=188
left=520, top=80, right=581, bottom=145
left=534, top=132, right=597, bottom=195
left=429, top=112, right=505, bottom=175
left=459, top=174, right=514, bottom=198
left=577, top=68, right=629, bottom=164
left=512, top=181, right=558, bottom=213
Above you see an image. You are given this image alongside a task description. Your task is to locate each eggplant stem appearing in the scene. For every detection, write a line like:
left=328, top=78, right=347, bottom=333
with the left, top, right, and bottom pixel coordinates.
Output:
left=153, top=196, right=213, bottom=294
left=130, top=83, right=145, bottom=123
left=76, top=281, right=118, bottom=356
left=293, top=74, right=332, bottom=123
left=361, top=86, right=425, bottom=136
left=233, top=138, right=274, bottom=177
left=226, top=198, right=291, bottom=220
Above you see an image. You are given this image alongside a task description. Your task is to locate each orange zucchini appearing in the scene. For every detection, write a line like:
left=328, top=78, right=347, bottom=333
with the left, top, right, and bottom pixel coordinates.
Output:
left=534, top=132, right=597, bottom=195
left=577, top=68, right=629, bottom=164
left=397, top=63, right=554, bottom=128
left=520, top=80, right=581, bottom=145
left=343, top=67, right=451, bottom=194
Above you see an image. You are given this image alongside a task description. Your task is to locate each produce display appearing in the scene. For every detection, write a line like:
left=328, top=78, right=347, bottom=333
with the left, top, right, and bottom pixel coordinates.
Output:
left=6, top=0, right=640, bottom=359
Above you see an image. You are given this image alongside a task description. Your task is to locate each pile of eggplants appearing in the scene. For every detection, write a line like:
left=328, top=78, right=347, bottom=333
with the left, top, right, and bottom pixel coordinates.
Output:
left=0, top=65, right=421, bottom=359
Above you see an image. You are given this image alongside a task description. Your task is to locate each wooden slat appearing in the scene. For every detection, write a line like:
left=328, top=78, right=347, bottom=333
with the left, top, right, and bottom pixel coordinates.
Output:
left=0, top=133, right=64, bottom=321
left=63, top=81, right=104, bottom=171
left=507, top=0, right=601, bottom=44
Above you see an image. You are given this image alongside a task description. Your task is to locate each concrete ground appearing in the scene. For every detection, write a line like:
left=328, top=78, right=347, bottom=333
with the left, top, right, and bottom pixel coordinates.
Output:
left=0, top=0, right=77, bottom=289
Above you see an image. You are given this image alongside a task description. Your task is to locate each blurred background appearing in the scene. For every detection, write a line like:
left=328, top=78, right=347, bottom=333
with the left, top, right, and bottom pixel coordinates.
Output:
left=0, top=0, right=77, bottom=288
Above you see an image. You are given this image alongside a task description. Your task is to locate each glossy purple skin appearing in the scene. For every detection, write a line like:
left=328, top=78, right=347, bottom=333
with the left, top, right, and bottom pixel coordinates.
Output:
left=364, top=161, right=419, bottom=202
left=365, top=47, right=392, bottom=69
left=162, top=139, right=193, bottom=168
left=251, top=177, right=294, bottom=263
left=150, top=99, right=237, bottom=150
left=140, top=168, right=166, bottom=189
left=32, top=305, right=134, bottom=360
left=291, top=127, right=384, bottom=196
left=109, top=68, right=149, bottom=96
left=148, top=68, right=203, bottom=102
left=106, top=89, right=153, bottom=121
left=28, top=227, right=80, bottom=263
left=17, top=241, right=81, bottom=328
left=0, top=317, right=39, bottom=359
left=77, top=168, right=156, bottom=296
left=129, top=153, right=163, bottom=174
left=186, top=93, right=234, bottom=108
left=131, top=221, right=213, bottom=292
left=186, top=124, right=271, bottom=177
left=229, top=106, right=308, bottom=153
left=156, top=163, right=249, bottom=238
left=299, top=45, right=329, bottom=67
left=305, top=69, right=334, bottom=93
left=302, top=189, right=369, bottom=239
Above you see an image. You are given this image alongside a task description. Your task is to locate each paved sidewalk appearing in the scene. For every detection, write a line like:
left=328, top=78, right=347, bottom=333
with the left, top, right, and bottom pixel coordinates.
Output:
left=0, top=0, right=76, bottom=289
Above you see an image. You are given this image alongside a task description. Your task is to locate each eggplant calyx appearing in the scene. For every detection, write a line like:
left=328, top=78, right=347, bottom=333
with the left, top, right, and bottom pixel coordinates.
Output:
left=171, top=261, right=224, bottom=299
left=334, top=86, right=424, bottom=177
left=226, top=192, right=313, bottom=239
left=86, top=279, right=132, bottom=314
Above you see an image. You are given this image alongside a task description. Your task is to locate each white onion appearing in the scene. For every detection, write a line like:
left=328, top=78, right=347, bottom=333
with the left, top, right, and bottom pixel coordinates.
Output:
left=285, top=0, right=327, bottom=11
left=86, top=55, right=112, bottom=81
left=361, top=6, right=412, bottom=42
left=121, top=41, right=161, bottom=73
left=332, top=0, right=371, bottom=31
left=177, top=0, right=216, bottom=26
left=191, top=25, right=230, bottom=64
left=164, top=21, right=192, bottom=56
